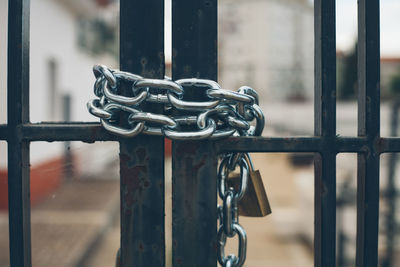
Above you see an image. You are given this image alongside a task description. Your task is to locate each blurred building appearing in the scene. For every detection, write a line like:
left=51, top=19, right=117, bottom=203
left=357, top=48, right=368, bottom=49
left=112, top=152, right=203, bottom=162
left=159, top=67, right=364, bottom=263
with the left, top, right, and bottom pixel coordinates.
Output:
left=0, top=0, right=118, bottom=209
left=337, top=50, right=400, bottom=100
left=381, top=57, right=400, bottom=98
left=218, top=0, right=314, bottom=102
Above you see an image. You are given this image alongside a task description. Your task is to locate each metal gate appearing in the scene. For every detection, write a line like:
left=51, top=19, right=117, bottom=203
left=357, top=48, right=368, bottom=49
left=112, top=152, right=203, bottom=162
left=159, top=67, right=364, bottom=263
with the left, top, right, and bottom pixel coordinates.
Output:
left=0, top=0, right=388, bottom=266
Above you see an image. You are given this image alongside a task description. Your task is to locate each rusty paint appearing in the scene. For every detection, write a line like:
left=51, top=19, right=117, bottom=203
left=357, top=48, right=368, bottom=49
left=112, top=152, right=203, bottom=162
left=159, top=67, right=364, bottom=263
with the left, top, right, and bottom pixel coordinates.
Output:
left=120, top=153, right=148, bottom=214
left=138, top=241, right=144, bottom=252
left=192, top=155, right=206, bottom=172
left=136, top=147, right=148, bottom=163
left=89, top=126, right=99, bottom=143
left=175, top=141, right=200, bottom=157
left=375, top=137, right=385, bottom=154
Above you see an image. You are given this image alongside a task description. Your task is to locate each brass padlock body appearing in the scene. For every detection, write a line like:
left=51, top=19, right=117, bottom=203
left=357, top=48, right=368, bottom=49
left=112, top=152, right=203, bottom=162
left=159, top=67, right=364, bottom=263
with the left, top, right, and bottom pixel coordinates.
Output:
left=228, top=170, right=272, bottom=217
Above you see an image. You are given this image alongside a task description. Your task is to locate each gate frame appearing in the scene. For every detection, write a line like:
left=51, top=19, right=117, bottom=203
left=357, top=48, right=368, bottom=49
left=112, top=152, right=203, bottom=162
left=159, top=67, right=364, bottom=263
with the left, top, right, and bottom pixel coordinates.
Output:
left=0, top=0, right=389, bottom=267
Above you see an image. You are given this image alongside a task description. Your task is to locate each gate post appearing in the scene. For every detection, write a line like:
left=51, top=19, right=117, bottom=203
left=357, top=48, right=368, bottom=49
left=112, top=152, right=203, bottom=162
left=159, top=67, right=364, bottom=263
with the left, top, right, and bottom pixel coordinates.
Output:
left=356, top=1, right=380, bottom=267
left=7, top=0, right=31, bottom=266
left=119, top=1, right=165, bottom=266
left=314, top=1, right=337, bottom=267
left=172, top=1, right=218, bottom=266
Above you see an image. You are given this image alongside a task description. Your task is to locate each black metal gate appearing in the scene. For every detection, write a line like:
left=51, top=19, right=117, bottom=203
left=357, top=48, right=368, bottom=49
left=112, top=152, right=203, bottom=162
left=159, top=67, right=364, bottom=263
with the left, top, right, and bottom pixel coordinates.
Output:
left=0, top=0, right=389, bottom=266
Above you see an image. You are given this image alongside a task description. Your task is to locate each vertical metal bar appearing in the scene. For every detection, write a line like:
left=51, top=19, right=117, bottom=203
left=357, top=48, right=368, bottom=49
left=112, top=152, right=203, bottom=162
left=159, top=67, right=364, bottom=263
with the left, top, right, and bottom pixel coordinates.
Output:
left=381, top=102, right=399, bottom=267
left=314, top=1, right=336, bottom=266
left=62, top=94, right=73, bottom=179
left=7, top=0, right=31, bottom=266
left=47, top=59, right=57, bottom=119
left=172, top=1, right=218, bottom=266
left=119, top=1, right=165, bottom=266
left=356, top=1, right=380, bottom=266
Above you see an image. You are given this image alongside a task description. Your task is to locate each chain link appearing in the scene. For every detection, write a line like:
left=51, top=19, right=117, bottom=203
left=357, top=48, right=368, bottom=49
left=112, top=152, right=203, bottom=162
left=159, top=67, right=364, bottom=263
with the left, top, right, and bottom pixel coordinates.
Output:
left=87, top=65, right=265, bottom=140
left=217, top=153, right=250, bottom=267
left=87, top=64, right=266, bottom=266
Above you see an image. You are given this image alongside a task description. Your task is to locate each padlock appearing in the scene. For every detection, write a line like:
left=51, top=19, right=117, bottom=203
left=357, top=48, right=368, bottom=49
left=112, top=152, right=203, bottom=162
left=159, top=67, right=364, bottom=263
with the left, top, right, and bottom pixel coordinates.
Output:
left=228, top=156, right=271, bottom=217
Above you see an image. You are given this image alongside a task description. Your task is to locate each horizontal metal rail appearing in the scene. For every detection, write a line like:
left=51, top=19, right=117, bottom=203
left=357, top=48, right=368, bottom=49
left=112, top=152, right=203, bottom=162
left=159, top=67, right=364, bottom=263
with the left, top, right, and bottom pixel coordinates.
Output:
left=0, top=123, right=115, bottom=142
left=2, top=123, right=400, bottom=154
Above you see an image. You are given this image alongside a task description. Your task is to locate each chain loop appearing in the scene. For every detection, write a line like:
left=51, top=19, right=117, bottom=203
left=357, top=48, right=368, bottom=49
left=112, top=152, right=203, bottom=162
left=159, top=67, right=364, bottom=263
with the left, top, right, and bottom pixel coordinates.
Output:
left=168, top=93, right=220, bottom=111
left=100, top=103, right=145, bottom=137
left=87, top=99, right=113, bottom=119
left=163, top=118, right=216, bottom=140
left=222, top=189, right=236, bottom=237
left=218, top=156, right=249, bottom=201
left=207, top=89, right=255, bottom=104
left=93, top=65, right=117, bottom=88
left=135, top=79, right=184, bottom=94
left=103, top=80, right=148, bottom=106
left=217, top=152, right=250, bottom=267
left=87, top=65, right=265, bottom=140
left=217, top=224, right=247, bottom=267
left=197, top=105, right=235, bottom=129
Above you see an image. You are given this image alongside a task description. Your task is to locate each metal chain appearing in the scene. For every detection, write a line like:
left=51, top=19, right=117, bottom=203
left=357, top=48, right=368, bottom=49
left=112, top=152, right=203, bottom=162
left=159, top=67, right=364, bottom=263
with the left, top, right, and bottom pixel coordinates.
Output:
left=87, top=64, right=265, bottom=140
left=87, top=64, right=265, bottom=267
left=217, top=153, right=254, bottom=267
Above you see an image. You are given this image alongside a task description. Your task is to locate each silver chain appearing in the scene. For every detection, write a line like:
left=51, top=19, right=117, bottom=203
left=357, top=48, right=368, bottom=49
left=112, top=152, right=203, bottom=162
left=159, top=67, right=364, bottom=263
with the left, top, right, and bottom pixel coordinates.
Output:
left=217, top=153, right=253, bottom=267
left=87, top=64, right=265, bottom=140
left=87, top=64, right=265, bottom=267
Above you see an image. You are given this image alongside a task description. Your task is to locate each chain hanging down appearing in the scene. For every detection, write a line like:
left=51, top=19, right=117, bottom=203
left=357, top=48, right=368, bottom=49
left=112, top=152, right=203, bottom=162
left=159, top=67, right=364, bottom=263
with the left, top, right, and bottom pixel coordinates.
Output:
left=87, top=64, right=266, bottom=267
left=217, top=153, right=252, bottom=267
left=87, top=65, right=264, bottom=140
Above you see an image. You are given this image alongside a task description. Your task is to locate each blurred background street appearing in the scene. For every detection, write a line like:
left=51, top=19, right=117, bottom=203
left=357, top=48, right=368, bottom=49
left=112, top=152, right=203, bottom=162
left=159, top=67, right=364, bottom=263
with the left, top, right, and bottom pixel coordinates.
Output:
left=1, top=153, right=317, bottom=267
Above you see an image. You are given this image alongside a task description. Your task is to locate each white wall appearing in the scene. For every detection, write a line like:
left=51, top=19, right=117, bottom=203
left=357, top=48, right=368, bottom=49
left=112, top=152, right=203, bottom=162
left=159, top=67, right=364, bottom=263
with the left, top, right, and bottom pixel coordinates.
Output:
left=0, top=0, right=8, bottom=168
left=0, top=0, right=117, bottom=168
left=218, top=0, right=314, bottom=102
